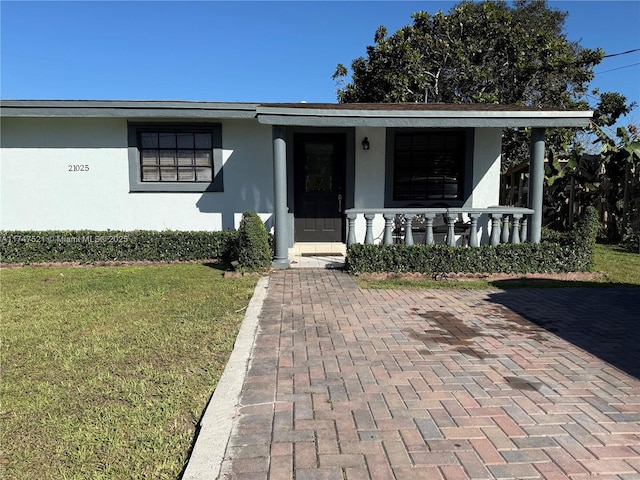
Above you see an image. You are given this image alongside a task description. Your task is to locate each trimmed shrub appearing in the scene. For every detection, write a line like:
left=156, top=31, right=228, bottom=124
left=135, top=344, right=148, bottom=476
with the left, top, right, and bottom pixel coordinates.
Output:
left=622, top=226, right=640, bottom=253
left=0, top=230, right=238, bottom=264
left=346, top=207, right=601, bottom=274
left=237, top=211, right=272, bottom=272
left=564, top=206, right=600, bottom=269
left=541, top=226, right=565, bottom=243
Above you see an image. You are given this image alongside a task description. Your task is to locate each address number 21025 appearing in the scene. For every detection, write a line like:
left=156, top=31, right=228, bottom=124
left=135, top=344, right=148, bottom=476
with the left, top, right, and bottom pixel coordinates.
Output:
left=68, top=164, right=90, bottom=172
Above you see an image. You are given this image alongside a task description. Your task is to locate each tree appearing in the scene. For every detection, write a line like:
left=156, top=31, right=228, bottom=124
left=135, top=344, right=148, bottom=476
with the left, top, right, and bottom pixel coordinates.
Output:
left=592, top=91, right=635, bottom=129
left=591, top=122, right=640, bottom=245
left=542, top=94, right=638, bottom=244
left=333, top=0, right=604, bottom=168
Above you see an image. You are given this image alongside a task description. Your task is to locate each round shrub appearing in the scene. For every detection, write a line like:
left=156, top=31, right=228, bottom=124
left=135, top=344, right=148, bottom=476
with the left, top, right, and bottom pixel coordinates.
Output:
left=237, top=211, right=272, bottom=272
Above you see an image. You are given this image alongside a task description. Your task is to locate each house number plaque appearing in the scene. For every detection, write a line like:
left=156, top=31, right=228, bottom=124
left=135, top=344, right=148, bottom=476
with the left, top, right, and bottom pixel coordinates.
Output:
left=68, top=164, right=90, bottom=172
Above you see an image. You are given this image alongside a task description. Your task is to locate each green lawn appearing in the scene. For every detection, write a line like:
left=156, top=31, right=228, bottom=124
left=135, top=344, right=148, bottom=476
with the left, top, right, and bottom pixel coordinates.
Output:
left=358, top=244, right=640, bottom=290
left=0, top=263, right=258, bottom=480
left=593, top=243, right=640, bottom=284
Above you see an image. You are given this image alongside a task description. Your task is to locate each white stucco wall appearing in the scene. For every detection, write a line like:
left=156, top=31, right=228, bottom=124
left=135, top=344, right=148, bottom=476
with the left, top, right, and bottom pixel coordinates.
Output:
left=0, top=117, right=274, bottom=231
left=352, top=126, right=387, bottom=242
left=469, top=128, right=502, bottom=208
left=469, top=128, right=503, bottom=242
left=349, top=127, right=503, bottom=245
left=1, top=119, right=504, bottom=245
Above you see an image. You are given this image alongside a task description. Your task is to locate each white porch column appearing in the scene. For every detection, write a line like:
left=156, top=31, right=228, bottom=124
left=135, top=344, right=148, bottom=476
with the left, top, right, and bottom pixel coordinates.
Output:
left=528, top=128, right=545, bottom=243
left=272, top=125, right=290, bottom=268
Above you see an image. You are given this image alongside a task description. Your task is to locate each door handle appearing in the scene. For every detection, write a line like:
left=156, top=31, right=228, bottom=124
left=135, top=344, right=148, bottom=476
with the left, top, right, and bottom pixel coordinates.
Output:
left=338, top=194, right=343, bottom=212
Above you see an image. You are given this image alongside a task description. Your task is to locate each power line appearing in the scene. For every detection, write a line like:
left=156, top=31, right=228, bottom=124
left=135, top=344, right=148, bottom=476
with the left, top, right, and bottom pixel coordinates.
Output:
left=596, top=62, right=640, bottom=74
left=603, top=48, right=640, bottom=58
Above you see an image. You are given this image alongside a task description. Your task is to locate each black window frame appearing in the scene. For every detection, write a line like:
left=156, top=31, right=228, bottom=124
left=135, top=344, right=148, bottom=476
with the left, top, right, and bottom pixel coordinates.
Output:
left=385, top=128, right=473, bottom=207
left=128, top=123, right=223, bottom=192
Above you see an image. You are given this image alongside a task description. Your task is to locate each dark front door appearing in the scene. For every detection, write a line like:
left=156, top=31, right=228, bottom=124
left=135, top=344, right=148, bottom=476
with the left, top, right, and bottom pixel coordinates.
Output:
left=294, top=133, right=346, bottom=242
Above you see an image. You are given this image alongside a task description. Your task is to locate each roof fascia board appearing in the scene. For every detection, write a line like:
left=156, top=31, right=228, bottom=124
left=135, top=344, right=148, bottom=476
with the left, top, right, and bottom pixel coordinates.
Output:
left=256, top=115, right=592, bottom=128
left=255, top=105, right=593, bottom=119
left=1, top=100, right=593, bottom=127
left=0, top=100, right=259, bottom=119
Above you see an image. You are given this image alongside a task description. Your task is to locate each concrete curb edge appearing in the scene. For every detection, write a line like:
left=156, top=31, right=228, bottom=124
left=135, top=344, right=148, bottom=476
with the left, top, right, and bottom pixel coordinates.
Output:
left=182, top=275, right=270, bottom=480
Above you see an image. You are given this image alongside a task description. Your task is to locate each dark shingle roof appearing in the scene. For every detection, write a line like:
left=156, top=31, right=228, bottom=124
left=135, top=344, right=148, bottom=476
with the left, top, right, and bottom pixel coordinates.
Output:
left=259, top=102, right=564, bottom=112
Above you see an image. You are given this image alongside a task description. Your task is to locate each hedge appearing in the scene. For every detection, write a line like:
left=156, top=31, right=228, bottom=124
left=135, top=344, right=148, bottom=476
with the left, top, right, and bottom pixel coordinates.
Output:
left=0, top=230, right=238, bottom=264
left=346, top=207, right=600, bottom=275
left=237, top=211, right=272, bottom=272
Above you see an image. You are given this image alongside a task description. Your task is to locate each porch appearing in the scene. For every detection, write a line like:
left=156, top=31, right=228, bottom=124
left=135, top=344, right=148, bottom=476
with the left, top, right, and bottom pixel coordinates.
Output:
left=255, top=103, right=593, bottom=268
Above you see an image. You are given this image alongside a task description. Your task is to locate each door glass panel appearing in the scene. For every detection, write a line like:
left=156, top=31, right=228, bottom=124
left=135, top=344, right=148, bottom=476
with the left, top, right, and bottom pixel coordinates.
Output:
left=304, top=143, right=333, bottom=192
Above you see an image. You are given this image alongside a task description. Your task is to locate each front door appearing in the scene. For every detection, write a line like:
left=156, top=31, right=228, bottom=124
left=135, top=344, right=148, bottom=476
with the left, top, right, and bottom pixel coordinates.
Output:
left=294, top=133, right=346, bottom=242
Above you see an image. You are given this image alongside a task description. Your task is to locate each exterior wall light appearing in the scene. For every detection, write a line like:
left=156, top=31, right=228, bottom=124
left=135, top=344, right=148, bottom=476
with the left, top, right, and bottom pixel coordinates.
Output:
left=362, top=137, right=370, bottom=150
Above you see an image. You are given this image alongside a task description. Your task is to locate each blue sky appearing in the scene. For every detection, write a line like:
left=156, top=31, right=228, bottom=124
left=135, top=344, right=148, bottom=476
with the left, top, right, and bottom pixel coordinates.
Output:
left=1, top=1, right=639, bottom=120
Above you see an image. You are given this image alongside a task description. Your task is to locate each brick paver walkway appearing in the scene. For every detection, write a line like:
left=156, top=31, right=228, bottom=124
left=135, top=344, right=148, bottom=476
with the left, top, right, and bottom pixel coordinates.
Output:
left=219, top=269, right=640, bottom=479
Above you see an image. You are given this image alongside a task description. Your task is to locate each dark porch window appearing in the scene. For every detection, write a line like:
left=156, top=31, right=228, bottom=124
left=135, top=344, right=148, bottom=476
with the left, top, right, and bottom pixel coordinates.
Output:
left=393, top=131, right=466, bottom=201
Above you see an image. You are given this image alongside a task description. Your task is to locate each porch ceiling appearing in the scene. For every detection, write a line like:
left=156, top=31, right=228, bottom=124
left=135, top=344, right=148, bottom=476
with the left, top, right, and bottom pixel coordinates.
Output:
left=256, top=103, right=593, bottom=128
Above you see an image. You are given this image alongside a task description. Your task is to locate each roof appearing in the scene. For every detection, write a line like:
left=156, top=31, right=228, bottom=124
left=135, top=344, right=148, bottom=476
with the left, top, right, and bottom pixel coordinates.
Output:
left=1, top=99, right=593, bottom=128
left=0, top=100, right=259, bottom=119
left=255, top=103, right=592, bottom=128
left=260, top=102, right=563, bottom=111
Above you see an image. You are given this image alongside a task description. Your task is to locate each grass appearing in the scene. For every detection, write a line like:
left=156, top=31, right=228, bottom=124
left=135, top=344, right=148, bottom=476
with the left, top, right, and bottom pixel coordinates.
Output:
left=593, top=243, right=640, bottom=284
left=357, top=243, right=640, bottom=290
left=0, top=263, right=258, bottom=480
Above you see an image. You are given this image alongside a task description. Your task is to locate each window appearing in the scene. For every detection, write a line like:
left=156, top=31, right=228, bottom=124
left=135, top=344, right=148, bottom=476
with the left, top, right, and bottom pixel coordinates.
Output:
left=128, top=124, right=223, bottom=192
left=140, top=131, right=213, bottom=183
left=392, top=130, right=467, bottom=202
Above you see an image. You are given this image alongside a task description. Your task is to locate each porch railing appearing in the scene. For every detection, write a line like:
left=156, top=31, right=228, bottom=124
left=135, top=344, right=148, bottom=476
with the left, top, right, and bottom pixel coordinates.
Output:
left=344, top=207, right=535, bottom=247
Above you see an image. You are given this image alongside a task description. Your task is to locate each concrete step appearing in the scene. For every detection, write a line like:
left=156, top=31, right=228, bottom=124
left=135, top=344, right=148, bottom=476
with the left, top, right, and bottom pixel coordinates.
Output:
left=288, top=242, right=346, bottom=257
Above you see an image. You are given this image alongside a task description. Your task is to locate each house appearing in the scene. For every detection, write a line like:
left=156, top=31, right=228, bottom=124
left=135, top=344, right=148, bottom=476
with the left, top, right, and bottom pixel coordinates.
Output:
left=0, top=100, right=592, bottom=267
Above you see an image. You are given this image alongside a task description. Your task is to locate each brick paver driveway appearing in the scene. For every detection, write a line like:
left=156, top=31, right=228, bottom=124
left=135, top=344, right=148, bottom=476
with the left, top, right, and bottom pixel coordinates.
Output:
left=220, top=269, right=640, bottom=479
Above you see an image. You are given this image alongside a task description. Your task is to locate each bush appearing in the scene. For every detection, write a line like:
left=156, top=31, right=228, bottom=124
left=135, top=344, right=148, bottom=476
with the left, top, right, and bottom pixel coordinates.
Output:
left=347, top=207, right=601, bottom=274
left=541, top=226, right=565, bottom=243
left=622, top=225, right=640, bottom=254
left=0, top=230, right=238, bottom=264
left=237, top=211, right=272, bottom=272
left=565, top=206, right=600, bottom=269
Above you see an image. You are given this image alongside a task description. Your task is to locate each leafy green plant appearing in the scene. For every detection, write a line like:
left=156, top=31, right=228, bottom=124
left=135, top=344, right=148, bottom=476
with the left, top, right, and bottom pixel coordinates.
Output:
left=237, top=211, right=272, bottom=272
left=358, top=243, right=640, bottom=289
left=622, top=225, right=640, bottom=253
left=0, top=230, right=238, bottom=264
left=545, top=123, right=640, bottom=241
